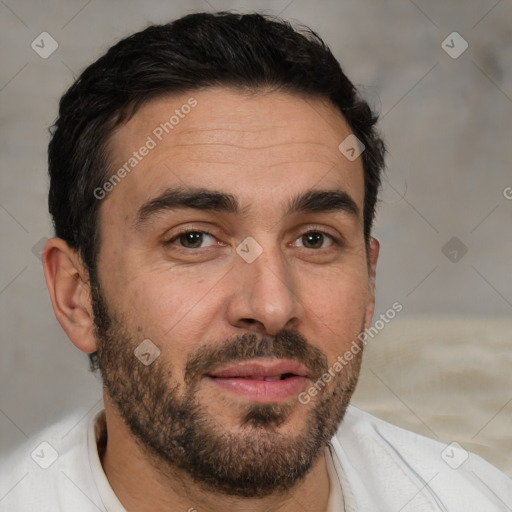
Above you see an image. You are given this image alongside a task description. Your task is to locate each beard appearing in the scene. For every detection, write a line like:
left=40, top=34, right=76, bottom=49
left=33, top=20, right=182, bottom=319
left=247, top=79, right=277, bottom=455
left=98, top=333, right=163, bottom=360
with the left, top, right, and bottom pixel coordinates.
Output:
left=90, top=274, right=363, bottom=498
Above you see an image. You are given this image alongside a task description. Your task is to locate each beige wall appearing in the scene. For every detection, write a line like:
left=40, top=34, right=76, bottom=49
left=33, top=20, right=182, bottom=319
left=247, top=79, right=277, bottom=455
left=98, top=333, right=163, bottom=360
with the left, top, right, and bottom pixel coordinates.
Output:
left=1, top=0, right=511, bottom=470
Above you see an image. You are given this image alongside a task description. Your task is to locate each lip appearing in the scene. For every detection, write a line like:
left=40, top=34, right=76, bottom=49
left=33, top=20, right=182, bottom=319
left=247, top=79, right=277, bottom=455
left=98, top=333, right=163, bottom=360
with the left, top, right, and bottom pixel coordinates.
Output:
left=206, top=358, right=310, bottom=403
left=209, top=358, right=309, bottom=379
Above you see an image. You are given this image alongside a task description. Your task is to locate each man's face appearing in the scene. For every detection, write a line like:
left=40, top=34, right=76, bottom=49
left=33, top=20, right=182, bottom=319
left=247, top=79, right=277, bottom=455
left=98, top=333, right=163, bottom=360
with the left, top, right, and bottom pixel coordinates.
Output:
left=91, top=87, right=378, bottom=496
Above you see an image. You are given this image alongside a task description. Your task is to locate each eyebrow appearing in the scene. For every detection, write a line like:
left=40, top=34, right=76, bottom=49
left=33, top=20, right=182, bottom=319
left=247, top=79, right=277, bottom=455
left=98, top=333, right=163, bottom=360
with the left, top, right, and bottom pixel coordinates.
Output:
left=132, top=187, right=360, bottom=231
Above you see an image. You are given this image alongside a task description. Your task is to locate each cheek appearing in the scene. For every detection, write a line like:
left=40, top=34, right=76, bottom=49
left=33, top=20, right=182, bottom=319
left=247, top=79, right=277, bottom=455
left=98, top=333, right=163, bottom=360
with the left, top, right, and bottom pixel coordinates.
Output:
left=299, top=266, right=369, bottom=357
left=116, top=269, right=226, bottom=358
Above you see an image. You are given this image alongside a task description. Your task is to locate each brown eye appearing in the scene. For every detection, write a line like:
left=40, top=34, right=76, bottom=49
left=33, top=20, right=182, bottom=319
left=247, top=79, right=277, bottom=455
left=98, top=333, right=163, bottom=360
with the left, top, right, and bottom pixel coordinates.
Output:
left=303, top=232, right=323, bottom=249
left=168, top=231, right=216, bottom=249
left=295, top=231, right=334, bottom=249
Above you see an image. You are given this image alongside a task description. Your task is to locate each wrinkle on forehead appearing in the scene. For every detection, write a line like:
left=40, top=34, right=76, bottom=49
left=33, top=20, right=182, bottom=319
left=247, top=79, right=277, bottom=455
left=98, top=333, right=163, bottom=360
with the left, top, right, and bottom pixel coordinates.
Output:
left=107, top=87, right=351, bottom=162
left=101, top=87, right=364, bottom=227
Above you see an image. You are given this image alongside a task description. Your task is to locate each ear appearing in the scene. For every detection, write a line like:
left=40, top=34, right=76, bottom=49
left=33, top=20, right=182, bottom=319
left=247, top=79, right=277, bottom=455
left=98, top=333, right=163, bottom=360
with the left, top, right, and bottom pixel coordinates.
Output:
left=363, top=236, right=380, bottom=331
left=42, top=237, right=97, bottom=354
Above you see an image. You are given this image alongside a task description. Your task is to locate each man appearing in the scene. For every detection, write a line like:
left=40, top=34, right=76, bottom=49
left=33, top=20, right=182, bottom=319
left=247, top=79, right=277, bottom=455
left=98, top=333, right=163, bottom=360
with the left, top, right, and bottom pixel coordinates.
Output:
left=1, top=11, right=510, bottom=512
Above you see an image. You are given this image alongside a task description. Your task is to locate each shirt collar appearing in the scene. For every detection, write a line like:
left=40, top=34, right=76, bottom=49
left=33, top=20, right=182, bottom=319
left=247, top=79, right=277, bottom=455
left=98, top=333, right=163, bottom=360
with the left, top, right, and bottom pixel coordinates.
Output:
left=87, top=409, right=126, bottom=511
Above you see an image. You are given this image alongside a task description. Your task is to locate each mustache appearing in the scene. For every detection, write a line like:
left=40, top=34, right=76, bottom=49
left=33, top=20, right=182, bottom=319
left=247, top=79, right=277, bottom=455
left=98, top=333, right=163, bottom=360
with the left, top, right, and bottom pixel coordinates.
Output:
left=184, top=329, right=329, bottom=386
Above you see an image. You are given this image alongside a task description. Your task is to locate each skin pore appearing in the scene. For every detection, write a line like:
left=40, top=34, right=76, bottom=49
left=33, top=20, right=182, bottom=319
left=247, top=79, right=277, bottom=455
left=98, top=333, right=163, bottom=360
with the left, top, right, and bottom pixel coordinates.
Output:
left=43, top=86, right=379, bottom=512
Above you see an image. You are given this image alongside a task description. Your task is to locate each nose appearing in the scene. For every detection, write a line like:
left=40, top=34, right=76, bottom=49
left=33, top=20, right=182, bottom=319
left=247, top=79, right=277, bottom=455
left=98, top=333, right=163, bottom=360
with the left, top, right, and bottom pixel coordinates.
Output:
left=226, top=244, right=303, bottom=336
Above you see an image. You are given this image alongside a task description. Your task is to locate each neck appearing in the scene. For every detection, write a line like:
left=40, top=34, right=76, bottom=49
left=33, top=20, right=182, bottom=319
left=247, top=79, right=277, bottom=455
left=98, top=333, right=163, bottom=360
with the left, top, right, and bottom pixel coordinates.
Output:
left=100, top=395, right=332, bottom=512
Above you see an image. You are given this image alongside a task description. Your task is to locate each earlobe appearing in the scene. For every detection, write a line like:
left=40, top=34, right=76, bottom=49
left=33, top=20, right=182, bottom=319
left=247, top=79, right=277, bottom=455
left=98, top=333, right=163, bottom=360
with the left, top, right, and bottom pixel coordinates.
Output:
left=42, top=237, right=97, bottom=354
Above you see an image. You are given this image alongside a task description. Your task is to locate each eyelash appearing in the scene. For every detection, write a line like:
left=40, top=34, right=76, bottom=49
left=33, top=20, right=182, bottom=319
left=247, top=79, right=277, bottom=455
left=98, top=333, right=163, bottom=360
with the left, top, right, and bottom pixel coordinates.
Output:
left=163, top=227, right=342, bottom=250
left=163, top=229, right=219, bottom=248
left=294, top=229, right=339, bottom=249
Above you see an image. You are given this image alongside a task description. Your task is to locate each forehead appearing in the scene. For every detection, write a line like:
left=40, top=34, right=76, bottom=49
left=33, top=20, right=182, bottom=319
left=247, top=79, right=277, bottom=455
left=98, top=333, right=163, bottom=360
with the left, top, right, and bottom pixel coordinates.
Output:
left=103, top=87, right=364, bottom=224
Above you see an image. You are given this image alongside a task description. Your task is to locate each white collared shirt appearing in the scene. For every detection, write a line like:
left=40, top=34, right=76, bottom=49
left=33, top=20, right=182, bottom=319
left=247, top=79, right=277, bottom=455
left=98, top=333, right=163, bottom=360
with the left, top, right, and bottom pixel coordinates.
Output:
left=1, top=404, right=511, bottom=511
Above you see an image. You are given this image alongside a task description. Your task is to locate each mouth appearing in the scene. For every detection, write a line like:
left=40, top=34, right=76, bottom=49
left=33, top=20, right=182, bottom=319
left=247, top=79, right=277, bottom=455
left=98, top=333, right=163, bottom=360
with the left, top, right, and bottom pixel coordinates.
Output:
left=206, top=358, right=310, bottom=403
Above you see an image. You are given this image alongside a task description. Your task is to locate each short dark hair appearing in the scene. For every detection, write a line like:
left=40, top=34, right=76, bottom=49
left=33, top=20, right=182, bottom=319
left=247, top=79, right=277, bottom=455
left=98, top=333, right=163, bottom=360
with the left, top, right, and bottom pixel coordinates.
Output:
left=47, top=11, right=386, bottom=371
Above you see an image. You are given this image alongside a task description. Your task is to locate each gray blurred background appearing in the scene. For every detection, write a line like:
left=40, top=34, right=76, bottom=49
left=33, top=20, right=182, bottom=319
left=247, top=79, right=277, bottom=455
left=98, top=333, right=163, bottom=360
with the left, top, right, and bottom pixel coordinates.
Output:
left=1, top=0, right=511, bottom=476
